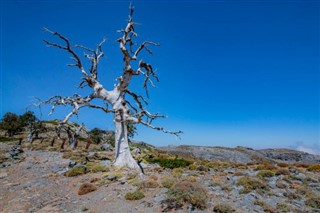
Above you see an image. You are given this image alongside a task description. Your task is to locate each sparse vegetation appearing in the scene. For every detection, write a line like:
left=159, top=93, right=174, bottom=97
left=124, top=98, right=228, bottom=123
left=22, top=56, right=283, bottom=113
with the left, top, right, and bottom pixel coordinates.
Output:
left=0, top=136, right=16, bottom=142
left=254, top=163, right=277, bottom=171
left=213, top=204, right=236, bottom=213
left=254, top=200, right=276, bottom=213
left=276, top=203, right=290, bottom=213
left=305, top=196, right=320, bottom=209
left=125, top=190, right=145, bottom=200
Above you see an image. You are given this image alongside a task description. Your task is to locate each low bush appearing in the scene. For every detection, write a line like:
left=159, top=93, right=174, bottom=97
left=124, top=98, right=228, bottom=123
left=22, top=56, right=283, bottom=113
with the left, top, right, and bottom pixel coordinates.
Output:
left=257, top=170, right=275, bottom=178
left=66, top=165, right=87, bottom=177
left=86, top=162, right=109, bottom=173
left=277, top=162, right=289, bottom=168
left=275, top=169, right=290, bottom=176
left=78, top=183, right=97, bottom=195
left=205, top=162, right=231, bottom=171
left=147, top=158, right=191, bottom=169
left=125, top=190, right=145, bottom=200
left=172, top=168, right=184, bottom=178
left=236, top=176, right=269, bottom=194
left=161, top=177, right=176, bottom=188
left=166, top=181, right=208, bottom=210
left=138, top=180, right=159, bottom=189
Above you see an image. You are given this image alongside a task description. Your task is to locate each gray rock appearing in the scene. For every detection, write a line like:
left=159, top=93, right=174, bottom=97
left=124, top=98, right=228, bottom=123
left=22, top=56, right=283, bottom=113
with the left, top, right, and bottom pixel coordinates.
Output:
left=118, top=177, right=127, bottom=184
left=268, top=177, right=277, bottom=189
left=100, top=143, right=112, bottom=151
left=0, top=173, right=8, bottom=179
left=296, top=173, right=306, bottom=179
left=153, top=194, right=166, bottom=204
left=68, top=161, right=77, bottom=168
left=106, top=175, right=117, bottom=181
left=132, top=148, right=141, bottom=154
left=100, top=160, right=112, bottom=166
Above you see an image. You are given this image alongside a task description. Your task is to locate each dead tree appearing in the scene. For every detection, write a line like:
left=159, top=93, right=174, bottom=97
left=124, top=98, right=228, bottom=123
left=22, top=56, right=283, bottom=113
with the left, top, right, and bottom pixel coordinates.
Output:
left=39, top=5, right=181, bottom=170
left=56, top=123, right=84, bottom=149
left=60, top=138, right=67, bottom=150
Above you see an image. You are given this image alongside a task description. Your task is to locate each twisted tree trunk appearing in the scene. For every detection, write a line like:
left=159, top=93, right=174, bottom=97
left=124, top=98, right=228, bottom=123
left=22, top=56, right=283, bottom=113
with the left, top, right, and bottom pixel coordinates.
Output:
left=113, top=119, right=139, bottom=169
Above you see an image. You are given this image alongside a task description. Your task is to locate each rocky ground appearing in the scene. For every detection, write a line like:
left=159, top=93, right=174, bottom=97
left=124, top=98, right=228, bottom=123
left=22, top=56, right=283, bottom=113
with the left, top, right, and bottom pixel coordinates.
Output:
left=1, top=138, right=320, bottom=213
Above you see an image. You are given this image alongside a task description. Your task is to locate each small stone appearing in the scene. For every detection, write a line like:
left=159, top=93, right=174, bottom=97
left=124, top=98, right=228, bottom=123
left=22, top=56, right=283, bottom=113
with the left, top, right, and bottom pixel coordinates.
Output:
left=100, top=160, right=112, bottom=166
left=118, top=177, right=127, bottom=184
left=0, top=173, right=8, bottom=179
left=100, top=143, right=112, bottom=151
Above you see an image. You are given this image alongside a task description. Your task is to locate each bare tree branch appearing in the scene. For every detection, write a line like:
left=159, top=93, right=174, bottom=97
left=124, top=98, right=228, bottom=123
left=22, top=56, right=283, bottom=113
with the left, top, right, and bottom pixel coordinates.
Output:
left=43, top=27, right=88, bottom=76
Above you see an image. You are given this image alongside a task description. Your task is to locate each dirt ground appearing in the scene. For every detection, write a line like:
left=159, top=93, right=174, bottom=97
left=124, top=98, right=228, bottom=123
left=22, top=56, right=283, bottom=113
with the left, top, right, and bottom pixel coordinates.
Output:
left=0, top=145, right=164, bottom=213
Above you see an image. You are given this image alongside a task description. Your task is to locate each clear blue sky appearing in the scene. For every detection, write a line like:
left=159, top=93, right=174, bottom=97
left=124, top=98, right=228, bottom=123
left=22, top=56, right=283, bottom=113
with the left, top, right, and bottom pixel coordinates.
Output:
left=1, top=0, right=319, bottom=153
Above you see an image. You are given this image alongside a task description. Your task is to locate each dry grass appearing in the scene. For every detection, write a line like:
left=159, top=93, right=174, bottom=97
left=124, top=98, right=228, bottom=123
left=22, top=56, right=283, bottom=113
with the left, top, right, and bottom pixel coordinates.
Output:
left=236, top=176, right=269, bottom=194
left=161, top=176, right=176, bottom=188
left=307, top=164, right=320, bottom=172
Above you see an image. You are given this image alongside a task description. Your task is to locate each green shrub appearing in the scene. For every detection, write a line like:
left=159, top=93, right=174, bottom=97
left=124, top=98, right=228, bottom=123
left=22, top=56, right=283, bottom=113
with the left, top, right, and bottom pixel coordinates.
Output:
left=257, top=170, right=275, bottom=178
left=167, top=181, right=207, bottom=210
left=307, top=164, right=320, bottom=172
left=147, top=158, right=191, bottom=169
left=213, top=204, right=235, bottom=213
left=236, top=176, right=269, bottom=194
left=66, top=165, right=87, bottom=177
left=125, top=190, right=145, bottom=200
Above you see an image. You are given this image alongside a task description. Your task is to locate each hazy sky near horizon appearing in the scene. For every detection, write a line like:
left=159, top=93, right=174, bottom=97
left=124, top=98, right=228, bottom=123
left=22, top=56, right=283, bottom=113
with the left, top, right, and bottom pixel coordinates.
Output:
left=1, top=0, right=319, bottom=153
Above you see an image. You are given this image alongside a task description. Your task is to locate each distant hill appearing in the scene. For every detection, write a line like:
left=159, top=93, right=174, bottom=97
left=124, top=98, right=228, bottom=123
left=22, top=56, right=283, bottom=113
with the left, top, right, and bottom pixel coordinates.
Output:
left=160, top=145, right=320, bottom=164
